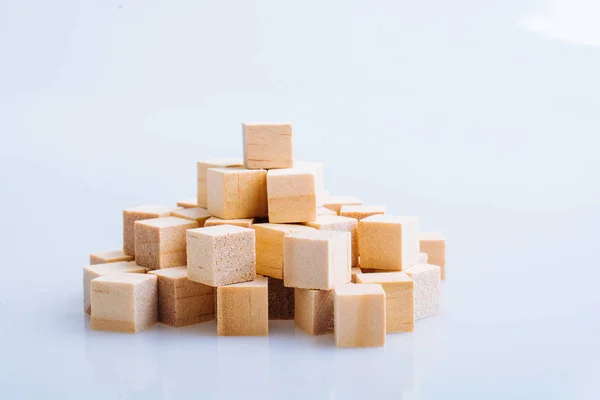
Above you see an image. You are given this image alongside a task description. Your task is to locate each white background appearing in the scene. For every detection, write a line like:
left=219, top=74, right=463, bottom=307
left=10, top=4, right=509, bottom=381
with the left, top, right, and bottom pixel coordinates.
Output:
left=1, top=1, right=599, bottom=399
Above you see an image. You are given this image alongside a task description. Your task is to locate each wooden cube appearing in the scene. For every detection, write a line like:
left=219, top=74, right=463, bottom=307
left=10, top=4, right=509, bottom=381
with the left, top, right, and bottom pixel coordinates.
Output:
left=217, top=276, right=268, bottom=336
left=283, top=230, right=351, bottom=290
left=149, top=266, right=215, bottom=327
left=187, top=225, right=256, bottom=287
left=83, top=262, right=148, bottom=314
left=294, top=162, right=325, bottom=206
left=171, top=207, right=212, bottom=227
left=333, top=284, right=386, bottom=347
left=197, top=158, right=243, bottom=208
left=405, top=264, right=441, bottom=320
left=91, top=273, right=158, bottom=333
left=243, top=123, right=292, bottom=169
left=305, top=215, right=358, bottom=267
left=123, top=205, right=175, bottom=256
left=420, top=232, right=446, bottom=280
left=134, top=217, right=199, bottom=270
left=89, top=250, right=133, bottom=265
left=351, top=267, right=361, bottom=283
left=322, top=196, right=361, bottom=215
left=294, top=288, right=334, bottom=335
left=177, top=198, right=198, bottom=208
left=204, top=217, right=254, bottom=228
left=317, top=207, right=337, bottom=216
left=268, top=277, right=294, bottom=320
left=253, top=223, right=315, bottom=279
left=207, top=168, right=267, bottom=219
left=359, top=215, right=420, bottom=271
left=355, top=271, right=414, bottom=332
left=266, top=168, right=317, bottom=223
left=340, top=205, right=386, bottom=221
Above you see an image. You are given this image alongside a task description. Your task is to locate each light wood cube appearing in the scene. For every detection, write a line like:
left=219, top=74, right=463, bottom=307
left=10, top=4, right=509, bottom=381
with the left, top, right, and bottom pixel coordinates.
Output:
left=266, top=168, right=317, bottom=223
left=351, top=267, right=361, bottom=283
left=419, top=252, right=428, bottom=263
left=317, top=207, right=337, bottom=216
left=268, top=277, right=294, bottom=320
left=197, top=158, right=243, bottom=208
left=359, top=215, right=420, bottom=271
left=294, top=162, right=325, bottom=206
left=294, top=288, right=334, bottom=335
left=149, top=266, right=215, bottom=327
left=170, top=207, right=212, bottom=227
left=420, top=232, right=446, bottom=280
left=217, top=276, right=268, bottom=336
left=204, top=217, right=254, bottom=228
left=355, top=271, right=414, bottom=332
left=207, top=168, right=267, bottom=219
left=134, top=217, right=199, bottom=270
left=242, top=123, right=293, bottom=169
left=177, top=198, right=198, bottom=208
left=253, top=223, right=315, bottom=279
left=89, top=250, right=133, bottom=265
left=187, top=225, right=256, bottom=287
left=322, top=196, right=362, bottom=215
left=283, top=230, right=351, bottom=290
left=340, top=205, right=386, bottom=221
left=405, top=264, right=441, bottom=320
left=91, top=273, right=158, bottom=333
left=305, top=215, right=358, bottom=267
left=123, top=205, right=175, bottom=256
left=333, top=284, right=386, bottom=347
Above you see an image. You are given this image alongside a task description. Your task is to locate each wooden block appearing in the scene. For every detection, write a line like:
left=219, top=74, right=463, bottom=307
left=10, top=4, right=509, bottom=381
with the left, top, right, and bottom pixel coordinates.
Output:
left=405, top=264, right=441, bottom=320
left=322, top=196, right=362, bottom=215
left=266, top=168, right=317, bottom=223
left=149, top=267, right=215, bottom=327
left=253, top=223, right=315, bottom=279
left=197, top=158, right=243, bottom=208
left=83, top=261, right=147, bottom=314
left=317, top=207, right=337, bottom=216
left=294, top=162, right=325, bottom=206
left=305, top=215, right=358, bottom=267
left=351, top=267, right=361, bottom=283
left=123, top=205, right=175, bottom=256
left=134, top=217, right=199, bottom=270
left=217, top=276, right=268, bottom=336
left=89, top=250, right=133, bottom=265
left=359, top=215, right=420, bottom=271
left=355, top=271, right=414, bottom=332
left=207, top=168, right=267, bottom=219
left=419, top=252, right=428, bottom=263
left=340, top=205, right=386, bottom=221
left=91, top=273, right=158, bottom=333
left=420, top=232, right=446, bottom=280
left=177, top=198, right=198, bottom=208
left=170, top=207, right=212, bottom=227
left=283, top=230, right=351, bottom=290
left=187, top=225, right=256, bottom=286
left=204, top=217, right=254, bottom=228
left=242, top=123, right=293, bottom=169
left=333, top=284, right=386, bottom=347
left=294, top=288, right=334, bottom=335
left=267, top=277, right=294, bottom=320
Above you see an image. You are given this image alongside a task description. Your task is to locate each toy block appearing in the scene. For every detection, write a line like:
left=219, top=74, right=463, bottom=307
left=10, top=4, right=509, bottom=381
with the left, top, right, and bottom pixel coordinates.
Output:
left=351, top=267, right=361, bottom=283
left=305, top=215, right=358, bottom=267
left=91, top=273, right=158, bottom=333
left=197, top=158, right=243, bottom=207
left=171, top=207, right=212, bottom=227
left=134, top=217, right=199, bottom=270
left=420, top=232, right=446, bottom=280
left=242, top=123, right=293, bottom=169
left=294, top=288, right=334, bottom=335
left=359, top=215, right=420, bottom=271
left=340, top=205, right=386, bottom=221
left=419, top=252, right=428, bottom=263
left=187, top=225, right=256, bottom=287
left=149, top=267, right=215, bottom=327
left=266, top=168, right=317, bottom=223
left=217, top=275, right=268, bottom=336
left=283, top=230, right=351, bottom=290
left=355, top=271, right=414, bottom=332
left=333, top=284, right=386, bottom=347
left=177, top=198, right=198, bottom=208
left=405, top=264, right=441, bottom=320
left=123, top=205, right=175, bottom=256
left=207, top=168, right=267, bottom=219
left=322, top=196, right=361, bottom=215
left=204, top=217, right=254, bottom=228
left=89, top=250, right=133, bottom=265
left=317, top=207, right=337, bottom=216
left=253, top=223, right=315, bottom=279
left=294, top=162, right=325, bottom=206
left=83, top=262, right=148, bottom=314
left=268, top=277, right=294, bottom=320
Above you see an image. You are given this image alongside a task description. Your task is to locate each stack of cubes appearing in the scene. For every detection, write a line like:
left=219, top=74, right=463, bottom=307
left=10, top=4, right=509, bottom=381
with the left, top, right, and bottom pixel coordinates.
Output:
left=84, top=123, right=447, bottom=347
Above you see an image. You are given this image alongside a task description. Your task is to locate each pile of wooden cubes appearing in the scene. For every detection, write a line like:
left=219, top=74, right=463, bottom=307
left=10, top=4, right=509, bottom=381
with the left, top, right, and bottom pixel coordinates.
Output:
left=84, top=123, right=447, bottom=347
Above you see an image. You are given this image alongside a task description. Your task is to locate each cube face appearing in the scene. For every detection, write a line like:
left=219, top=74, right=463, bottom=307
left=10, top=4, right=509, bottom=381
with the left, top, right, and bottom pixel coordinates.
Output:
left=267, top=168, right=317, bottom=223
left=340, top=205, right=386, bottom=221
left=217, top=276, right=268, bottom=336
left=177, top=198, right=198, bottom=208
left=243, top=123, right=293, bottom=169
left=305, top=215, right=358, bottom=267
left=187, top=225, right=256, bottom=287
left=89, top=250, right=133, bottom=265
left=170, top=207, right=212, bottom=227
left=204, top=217, right=254, bottom=228
left=420, top=232, right=446, bottom=280
left=268, top=277, right=294, bottom=320
left=197, top=158, right=243, bottom=208
left=359, top=215, right=419, bottom=271
left=322, top=196, right=362, bottom=215
left=405, top=264, right=441, bottom=320
left=294, top=162, right=325, bottom=206
left=207, top=168, right=267, bottom=219
left=123, top=205, right=175, bottom=256
left=294, top=288, right=334, bottom=335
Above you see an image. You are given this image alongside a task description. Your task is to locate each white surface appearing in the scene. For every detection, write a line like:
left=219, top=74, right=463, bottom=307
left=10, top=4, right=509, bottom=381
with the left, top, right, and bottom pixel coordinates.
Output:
left=1, top=1, right=600, bottom=399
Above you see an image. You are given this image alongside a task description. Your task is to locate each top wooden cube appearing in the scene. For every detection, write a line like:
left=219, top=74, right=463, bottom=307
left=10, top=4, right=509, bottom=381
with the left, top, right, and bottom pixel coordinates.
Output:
left=243, top=123, right=293, bottom=169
